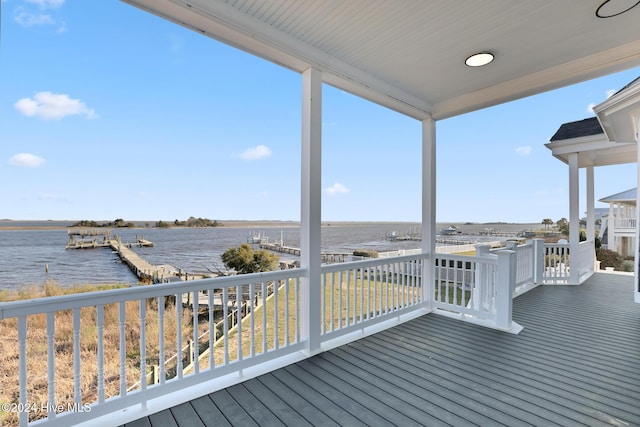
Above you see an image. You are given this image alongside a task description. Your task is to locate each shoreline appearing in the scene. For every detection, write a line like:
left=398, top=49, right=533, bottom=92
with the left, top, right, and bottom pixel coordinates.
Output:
left=0, top=220, right=541, bottom=231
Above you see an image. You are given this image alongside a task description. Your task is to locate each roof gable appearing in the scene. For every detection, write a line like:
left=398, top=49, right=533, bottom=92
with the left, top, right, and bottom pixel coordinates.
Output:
left=550, top=117, right=604, bottom=142
left=599, top=188, right=637, bottom=202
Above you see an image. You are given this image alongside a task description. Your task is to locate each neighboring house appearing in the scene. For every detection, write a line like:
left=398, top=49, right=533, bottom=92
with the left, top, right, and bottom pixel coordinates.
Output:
left=599, top=188, right=637, bottom=256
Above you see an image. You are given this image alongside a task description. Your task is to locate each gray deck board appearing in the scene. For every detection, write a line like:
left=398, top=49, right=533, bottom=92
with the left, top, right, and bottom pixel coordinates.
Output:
left=128, top=273, right=640, bottom=427
left=170, top=402, right=206, bottom=427
left=189, top=395, right=231, bottom=427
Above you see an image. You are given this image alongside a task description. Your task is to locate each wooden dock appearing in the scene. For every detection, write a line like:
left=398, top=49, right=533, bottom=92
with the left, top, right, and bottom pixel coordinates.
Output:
left=259, top=242, right=350, bottom=263
left=66, top=228, right=153, bottom=250
left=64, top=228, right=205, bottom=284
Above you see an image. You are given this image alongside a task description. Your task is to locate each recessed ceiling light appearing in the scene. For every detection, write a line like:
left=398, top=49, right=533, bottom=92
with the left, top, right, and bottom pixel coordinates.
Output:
left=596, top=0, right=640, bottom=18
left=465, top=52, right=494, bottom=67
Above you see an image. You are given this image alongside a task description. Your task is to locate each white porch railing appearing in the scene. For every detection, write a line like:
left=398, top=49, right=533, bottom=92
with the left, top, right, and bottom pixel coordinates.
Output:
left=576, top=240, right=596, bottom=283
left=320, top=254, right=424, bottom=343
left=542, top=240, right=596, bottom=284
left=0, top=269, right=306, bottom=427
left=543, top=242, right=570, bottom=284
left=0, top=238, right=597, bottom=426
left=614, top=217, right=636, bottom=229
left=432, top=248, right=522, bottom=333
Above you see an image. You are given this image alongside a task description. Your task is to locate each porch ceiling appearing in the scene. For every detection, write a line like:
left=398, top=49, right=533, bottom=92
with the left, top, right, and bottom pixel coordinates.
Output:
left=122, top=0, right=640, bottom=121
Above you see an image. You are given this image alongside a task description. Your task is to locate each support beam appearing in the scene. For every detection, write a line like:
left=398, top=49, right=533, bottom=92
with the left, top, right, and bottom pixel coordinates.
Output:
left=586, top=166, right=595, bottom=277
left=421, top=117, right=436, bottom=309
left=636, top=117, right=640, bottom=303
left=300, top=67, right=322, bottom=353
left=568, top=153, right=580, bottom=285
left=586, top=167, right=595, bottom=243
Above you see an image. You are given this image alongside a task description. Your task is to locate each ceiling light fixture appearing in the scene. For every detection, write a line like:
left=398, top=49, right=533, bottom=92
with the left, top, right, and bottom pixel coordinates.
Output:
left=465, top=52, right=494, bottom=67
left=596, top=0, right=640, bottom=18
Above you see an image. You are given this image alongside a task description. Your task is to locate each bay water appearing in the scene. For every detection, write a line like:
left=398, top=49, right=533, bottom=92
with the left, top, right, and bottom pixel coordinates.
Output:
left=0, top=222, right=532, bottom=291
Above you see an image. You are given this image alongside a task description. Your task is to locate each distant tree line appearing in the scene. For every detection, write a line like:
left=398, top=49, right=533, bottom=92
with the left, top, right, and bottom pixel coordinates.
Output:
left=155, top=217, right=222, bottom=228
left=72, top=218, right=136, bottom=228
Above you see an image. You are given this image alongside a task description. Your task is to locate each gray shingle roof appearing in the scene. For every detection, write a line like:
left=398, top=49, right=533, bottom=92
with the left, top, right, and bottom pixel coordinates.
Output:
left=549, top=117, right=603, bottom=141
left=599, top=187, right=637, bottom=202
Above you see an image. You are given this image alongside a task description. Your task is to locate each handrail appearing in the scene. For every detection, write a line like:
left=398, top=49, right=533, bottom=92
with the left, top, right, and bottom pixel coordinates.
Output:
left=0, top=269, right=304, bottom=320
left=0, top=269, right=306, bottom=426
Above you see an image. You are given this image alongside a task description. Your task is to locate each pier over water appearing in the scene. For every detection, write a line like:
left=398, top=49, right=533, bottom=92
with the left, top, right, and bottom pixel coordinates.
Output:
left=65, top=228, right=195, bottom=284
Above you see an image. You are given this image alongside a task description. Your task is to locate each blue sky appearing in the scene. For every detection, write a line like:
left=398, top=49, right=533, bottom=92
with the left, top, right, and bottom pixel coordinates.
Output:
left=1, top=0, right=638, bottom=224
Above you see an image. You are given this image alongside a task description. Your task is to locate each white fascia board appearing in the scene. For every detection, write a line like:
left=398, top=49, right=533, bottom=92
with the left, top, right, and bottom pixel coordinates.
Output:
left=594, top=80, right=640, bottom=143
left=545, top=134, right=611, bottom=156
left=126, top=0, right=432, bottom=121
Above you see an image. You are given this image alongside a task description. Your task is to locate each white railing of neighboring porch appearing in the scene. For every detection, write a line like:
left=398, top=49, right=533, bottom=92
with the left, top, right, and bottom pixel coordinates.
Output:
left=614, top=217, right=636, bottom=229
left=0, top=237, right=597, bottom=426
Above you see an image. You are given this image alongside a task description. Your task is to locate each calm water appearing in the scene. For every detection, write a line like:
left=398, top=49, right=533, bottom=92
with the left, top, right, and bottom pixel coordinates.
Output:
left=0, top=223, right=414, bottom=290
left=0, top=222, right=533, bottom=290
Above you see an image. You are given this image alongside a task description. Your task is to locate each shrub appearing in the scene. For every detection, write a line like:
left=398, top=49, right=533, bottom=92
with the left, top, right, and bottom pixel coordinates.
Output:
left=353, top=249, right=379, bottom=258
left=621, top=261, right=635, bottom=272
left=596, top=248, right=624, bottom=270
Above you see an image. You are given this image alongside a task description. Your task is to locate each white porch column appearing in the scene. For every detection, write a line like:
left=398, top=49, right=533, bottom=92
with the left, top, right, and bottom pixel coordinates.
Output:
left=636, top=117, right=640, bottom=303
left=421, top=117, right=436, bottom=309
left=608, top=202, right=615, bottom=249
left=569, top=152, right=580, bottom=284
left=586, top=166, right=595, bottom=275
left=300, top=67, right=322, bottom=353
left=586, top=166, right=595, bottom=242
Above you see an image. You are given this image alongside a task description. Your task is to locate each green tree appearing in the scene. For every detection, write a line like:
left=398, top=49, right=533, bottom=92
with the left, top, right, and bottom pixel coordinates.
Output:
left=542, top=218, right=553, bottom=229
left=556, top=218, right=569, bottom=235
left=221, top=243, right=279, bottom=274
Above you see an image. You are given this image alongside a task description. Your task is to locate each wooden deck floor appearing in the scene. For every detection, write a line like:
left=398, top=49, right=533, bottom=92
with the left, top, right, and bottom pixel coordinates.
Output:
left=124, top=273, right=640, bottom=426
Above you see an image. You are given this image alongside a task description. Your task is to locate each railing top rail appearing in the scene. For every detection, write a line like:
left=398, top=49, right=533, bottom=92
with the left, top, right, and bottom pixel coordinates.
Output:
left=435, top=252, right=498, bottom=263
left=545, top=242, right=570, bottom=248
left=0, top=268, right=307, bottom=320
left=321, top=253, right=428, bottom=273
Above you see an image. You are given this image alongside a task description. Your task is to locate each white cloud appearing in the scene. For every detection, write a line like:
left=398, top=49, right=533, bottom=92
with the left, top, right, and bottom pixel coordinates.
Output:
left=14, top=1, right=66, bottom=32
left=25, top=0, right=64, bottom=8
left=587, top=89, right=618, bottom=113
left=240, top=144, right=271, bottom=160
left=14, top=92, right=97, bottom=120
left=325, top=182, right=349, bottom=196
left=515, top=146, right=532, bottom=156
left=9, top=153, right=46, bottom=167
left=14, top=10, right=54, bottom=26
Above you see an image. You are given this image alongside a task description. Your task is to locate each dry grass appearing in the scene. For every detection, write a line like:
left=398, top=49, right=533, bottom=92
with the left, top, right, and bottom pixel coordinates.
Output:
left=0, top=280, right=194, bottom=426
left=196, top=272, right=420, bottom=371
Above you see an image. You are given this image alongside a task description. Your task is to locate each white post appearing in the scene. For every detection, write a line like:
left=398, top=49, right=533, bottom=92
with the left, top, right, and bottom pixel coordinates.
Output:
left=300, top=67, right=323, bottom=354
left=532, top=238, right=545, bottom=284
left=608, top=201, right=615, bottom=250
left=495, top=250, right=515, bottom=331
left=421, top=117, right=436, bottom=310
left=474, top=244, right=492, bottom=311
left=635, top=117, right=640, bottom=303
left=586, top=166, right=595, bottom=276
left=568, top=152, right=580, bottom=285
